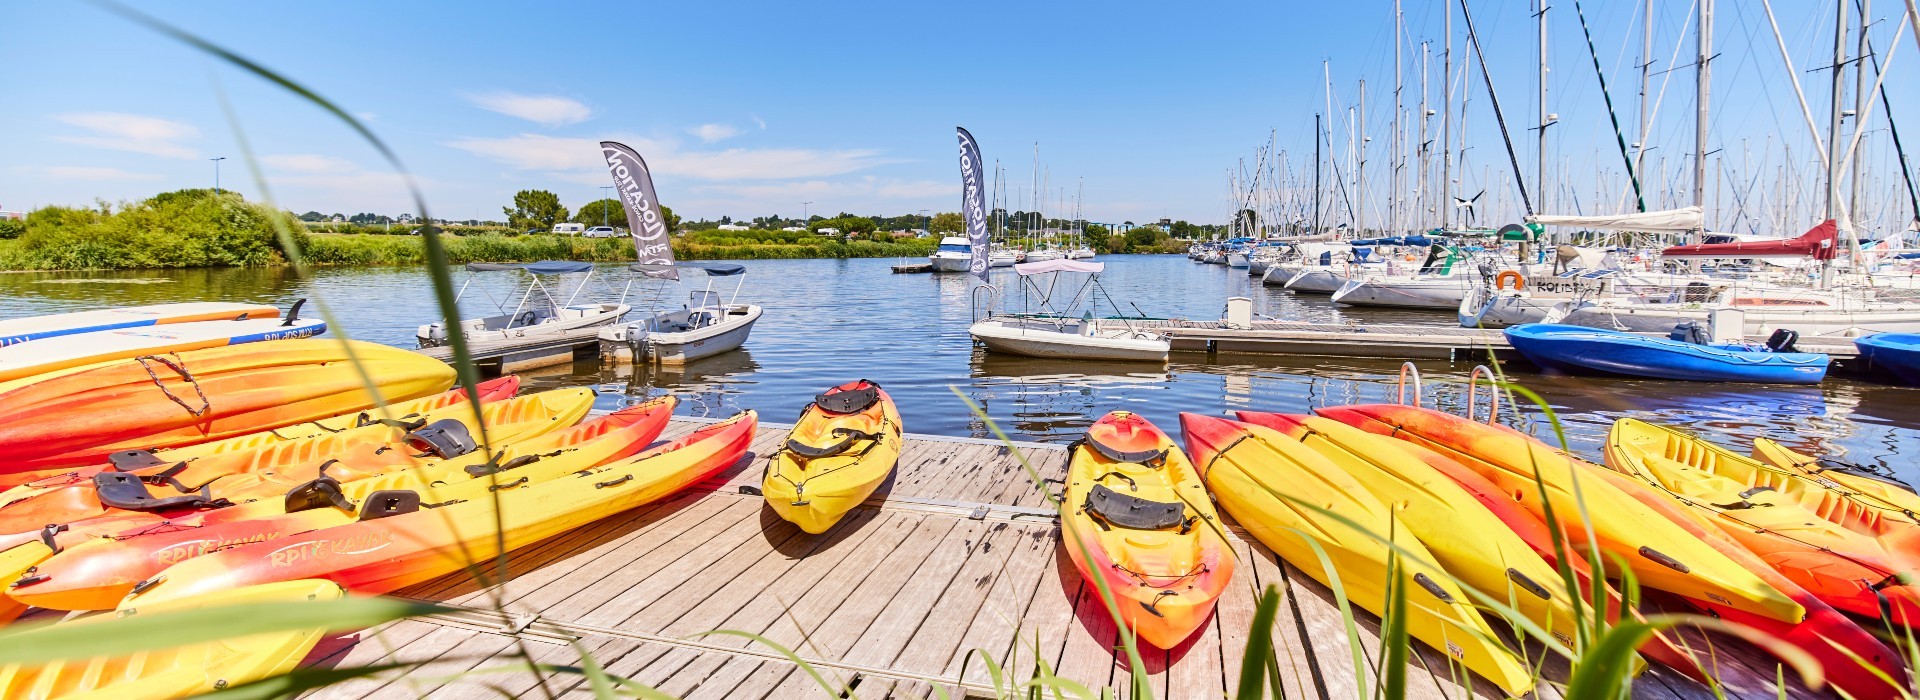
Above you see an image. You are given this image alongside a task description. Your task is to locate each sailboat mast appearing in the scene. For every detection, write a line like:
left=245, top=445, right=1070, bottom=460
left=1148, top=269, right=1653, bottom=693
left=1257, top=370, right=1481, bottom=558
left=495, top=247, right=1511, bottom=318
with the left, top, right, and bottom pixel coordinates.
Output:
left=1537, top=0, right=1551, bottom=219
left=1825, top=0, right=1847, bottom=224
left=1637, top=0, right=1653, bottom=184
left=1850, top=0, right=1872, bottom=225
left=1694, top=0, right=1713, bottom=239
left=1420, top=41, right=1431, bottom=231
left=1315, top=112, right=1324, bottom=232
left=1394, top=0, right=1404, bottom=236
left=1359, top=79, right=1368, bottom=236
left=1442, top=2, right=1454, bottom=230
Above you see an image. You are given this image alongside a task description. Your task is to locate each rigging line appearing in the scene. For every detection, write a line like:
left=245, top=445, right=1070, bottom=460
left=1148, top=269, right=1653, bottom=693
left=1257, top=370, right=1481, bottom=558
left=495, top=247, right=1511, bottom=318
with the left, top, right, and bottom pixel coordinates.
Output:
left=1459, top=0, right=1535, bottom=216
left=1853, top=0, right=1920, bottom=226
left=1575, top=0, right=1649, bottom=213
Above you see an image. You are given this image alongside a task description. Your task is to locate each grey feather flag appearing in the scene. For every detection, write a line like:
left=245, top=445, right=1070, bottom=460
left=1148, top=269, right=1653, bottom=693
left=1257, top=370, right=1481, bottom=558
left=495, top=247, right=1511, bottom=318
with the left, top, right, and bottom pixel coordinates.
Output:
left=956, top=127, right=991, bottom=283
left=601, top=141, right=678, bottom=280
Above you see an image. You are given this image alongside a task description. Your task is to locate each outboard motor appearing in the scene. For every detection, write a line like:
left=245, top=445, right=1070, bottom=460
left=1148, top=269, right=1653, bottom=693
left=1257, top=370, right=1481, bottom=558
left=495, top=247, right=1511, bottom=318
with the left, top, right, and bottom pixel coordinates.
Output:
left=1765, top=329, right=1801, bottom=353
left=1668, top=321, right=1711, bottom=345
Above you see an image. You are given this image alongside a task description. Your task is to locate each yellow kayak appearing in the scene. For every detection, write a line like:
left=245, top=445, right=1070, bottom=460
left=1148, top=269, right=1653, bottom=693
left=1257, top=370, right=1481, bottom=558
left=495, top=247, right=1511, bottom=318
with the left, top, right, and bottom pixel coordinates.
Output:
left=1236, top=411, right=1592, bottom=652
left=1753, top=438, right=1920, bottom=526
left=1316, top=404, right=1804, bottom=624
left=1181, top=412, right=1533, bottom=695
left=763, top=380, right=902, bottom=533
left=0, top=578, right=341, bottom=699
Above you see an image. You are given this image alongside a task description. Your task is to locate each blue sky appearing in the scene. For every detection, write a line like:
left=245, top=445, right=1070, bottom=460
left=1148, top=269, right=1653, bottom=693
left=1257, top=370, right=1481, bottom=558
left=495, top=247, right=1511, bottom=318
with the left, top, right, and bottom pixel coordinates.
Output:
left=1, top=1, right=1914, bottom=231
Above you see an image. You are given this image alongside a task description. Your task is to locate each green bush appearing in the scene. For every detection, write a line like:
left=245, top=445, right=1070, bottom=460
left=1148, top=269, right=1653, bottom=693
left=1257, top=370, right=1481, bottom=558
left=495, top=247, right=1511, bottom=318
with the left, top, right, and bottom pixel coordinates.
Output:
left=0, top=219, right=24, bottom=240
left=8, top=190, right=300, bottom=270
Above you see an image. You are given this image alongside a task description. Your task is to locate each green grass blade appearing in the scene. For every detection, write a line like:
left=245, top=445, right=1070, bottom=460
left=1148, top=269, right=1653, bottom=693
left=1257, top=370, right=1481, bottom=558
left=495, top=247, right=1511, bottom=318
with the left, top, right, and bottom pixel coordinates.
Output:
left=574, top=640, right=619, bottom=700
left=0, top=596, right=443, bottom=665
left=692, top=629, right=842, bottom=696
left=1234, top=584, right=1282, bottom=700
left=191, top=662, right=412, bottom=700
left=1379, top=528, right=1409, bottom=700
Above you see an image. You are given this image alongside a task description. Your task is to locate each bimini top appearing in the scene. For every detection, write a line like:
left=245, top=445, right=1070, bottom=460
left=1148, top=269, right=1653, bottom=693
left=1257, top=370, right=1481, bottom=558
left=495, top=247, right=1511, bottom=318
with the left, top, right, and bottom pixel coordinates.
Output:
left=629, top=262, right=746, bottom=276
left=1014, top=259, right=1103, bottom=275
left=465, top=260, right=595, bottom=274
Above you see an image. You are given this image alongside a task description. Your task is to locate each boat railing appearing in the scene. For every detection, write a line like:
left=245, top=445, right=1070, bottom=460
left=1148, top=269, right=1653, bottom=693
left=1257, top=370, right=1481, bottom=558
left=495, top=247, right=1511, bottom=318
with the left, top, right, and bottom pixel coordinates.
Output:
left=1395, top=362, right=1423, bottom=406
left=1466, top=364, right=1501, bottom=424
left=971, top=285, right=999, bottom=323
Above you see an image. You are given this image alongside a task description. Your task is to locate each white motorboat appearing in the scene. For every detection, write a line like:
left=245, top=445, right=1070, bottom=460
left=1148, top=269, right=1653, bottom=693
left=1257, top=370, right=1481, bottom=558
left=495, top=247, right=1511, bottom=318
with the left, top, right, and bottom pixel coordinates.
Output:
left=1068, top=247, right=1097, bottom=260
left=1025, top=247, right=1063, bottom=262
left=968, top=259, right=1169, bottom=362
left=599, top=262, right=760, bottom=363
left=418, top=261, right=630, bottom=347
left=928, top=236, right=974, bottom=272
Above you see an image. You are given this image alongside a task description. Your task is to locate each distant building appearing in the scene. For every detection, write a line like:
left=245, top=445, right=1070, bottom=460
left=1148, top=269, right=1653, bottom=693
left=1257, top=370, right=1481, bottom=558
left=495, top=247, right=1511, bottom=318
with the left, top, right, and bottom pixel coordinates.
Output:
left=780, top=226, right=806, bottom=232
left=815, top=227, right=840, bottom=236
left=716, top=224, right=750, bottom=231
left=0, top=210, right=24, bottom=221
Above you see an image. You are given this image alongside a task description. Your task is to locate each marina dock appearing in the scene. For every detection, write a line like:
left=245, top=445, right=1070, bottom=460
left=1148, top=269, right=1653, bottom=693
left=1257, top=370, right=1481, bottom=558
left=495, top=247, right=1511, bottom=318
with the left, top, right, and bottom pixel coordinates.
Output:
left=309, top=418, right=1803, bottom=699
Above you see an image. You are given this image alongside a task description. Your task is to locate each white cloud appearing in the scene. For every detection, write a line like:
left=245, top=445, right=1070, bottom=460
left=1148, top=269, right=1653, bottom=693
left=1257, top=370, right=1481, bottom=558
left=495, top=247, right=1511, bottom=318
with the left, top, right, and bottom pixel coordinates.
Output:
left=260, top=154, right=358, bottom=174
left=463, top=92, right=593, bottom=127
left=749, top=114, right=767, bottom=130
left=41, top=166, right=162, bottom=181
left=689, top=123, right=740, bottom=143
left=51, top=112, right=199, bottom=159
left=444, top=133, right=900, bottom=181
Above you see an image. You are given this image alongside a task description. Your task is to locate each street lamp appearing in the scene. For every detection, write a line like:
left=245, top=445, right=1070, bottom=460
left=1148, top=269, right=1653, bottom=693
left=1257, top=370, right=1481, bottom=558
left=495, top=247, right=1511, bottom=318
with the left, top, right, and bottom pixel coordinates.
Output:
left=801, top=201, right=812, bottom=224
left=211, top=157, right=226, bottom=195
left=600, top=186, right=614, bottom=227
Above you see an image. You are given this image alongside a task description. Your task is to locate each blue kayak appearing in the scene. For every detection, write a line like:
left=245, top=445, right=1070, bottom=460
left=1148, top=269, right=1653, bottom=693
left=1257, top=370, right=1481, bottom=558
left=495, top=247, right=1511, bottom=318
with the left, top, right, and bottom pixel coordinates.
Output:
left=1855, top=333, right=1920, bottom=385
left=1504, top=323, right=1830, bottom=384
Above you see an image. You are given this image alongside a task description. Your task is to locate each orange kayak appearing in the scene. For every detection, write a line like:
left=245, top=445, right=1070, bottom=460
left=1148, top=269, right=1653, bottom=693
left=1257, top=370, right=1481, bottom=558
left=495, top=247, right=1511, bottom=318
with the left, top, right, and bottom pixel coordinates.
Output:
left=0, top=376, right=520, bottom=504
left=1606, top=419, right=1920, bottom=624
left=0, top=387, right=590, bottom=537
left=9, top=399, right=674, bottom=611
left=126, top=410, right=755, bottom=604
left=0, top=340, right=456, bottom=484
left=1315, top=404, right=1802, bottom=623
left=1061, top=411, right=1233, bottom=650
left=1587, top=465, right=1910, bottom=700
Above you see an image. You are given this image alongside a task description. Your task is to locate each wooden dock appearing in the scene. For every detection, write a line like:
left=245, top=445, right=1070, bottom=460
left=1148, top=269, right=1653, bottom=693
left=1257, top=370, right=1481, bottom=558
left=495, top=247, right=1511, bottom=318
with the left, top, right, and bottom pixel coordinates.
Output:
left=892, top=262, right=935, bottom=274
left=304, top=418, right=1814, bottom=699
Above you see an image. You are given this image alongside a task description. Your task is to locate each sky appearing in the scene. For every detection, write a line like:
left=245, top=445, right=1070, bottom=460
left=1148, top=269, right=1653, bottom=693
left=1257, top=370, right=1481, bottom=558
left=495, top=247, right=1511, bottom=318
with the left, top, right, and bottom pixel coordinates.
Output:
left=1, top=1, right=1915, bottom=231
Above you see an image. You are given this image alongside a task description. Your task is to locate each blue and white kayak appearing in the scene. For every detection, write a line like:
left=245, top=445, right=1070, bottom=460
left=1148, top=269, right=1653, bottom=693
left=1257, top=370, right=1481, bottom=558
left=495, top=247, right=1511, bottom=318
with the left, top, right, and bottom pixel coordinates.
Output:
left=0, top=302, right=279, bottom=347
left=0, top=310, right=324, bottom=382
left=1504, top=323, right=1829, bottom=384
left=1854, top=333, right=1920, bottom=385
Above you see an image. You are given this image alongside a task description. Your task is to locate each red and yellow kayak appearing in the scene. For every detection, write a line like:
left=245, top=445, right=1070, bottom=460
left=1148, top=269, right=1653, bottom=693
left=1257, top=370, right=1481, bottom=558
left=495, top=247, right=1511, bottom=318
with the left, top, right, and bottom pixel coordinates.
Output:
left=0, top=387, right=591, bottom=537
left=1606, top=419, right=1920, bottom=624
left=9, top=398, right=674, bottom=611
left=1062, top=411, right=1233, bottom=650
left=0, top=339, right=456, bottom=483
left=0, top=376, right=520, bottom=505
left=126, top=411, right=755, bottom=604
left=1316, top=404, right=1803, bottom=623
left=763, top=379, right=903, bottom=533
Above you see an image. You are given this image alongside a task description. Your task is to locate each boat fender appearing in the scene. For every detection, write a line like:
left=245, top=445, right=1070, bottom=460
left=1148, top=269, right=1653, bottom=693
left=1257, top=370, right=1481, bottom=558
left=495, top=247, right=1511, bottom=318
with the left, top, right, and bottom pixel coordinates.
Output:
left=105, top=449, right=172, bottom=472
left=404, top=420, right=479, bottom=459
left=357, top=490, right=422, bottom=521
left=1084, top=438, right=1169, bottom=469
left=93, top=471, right=218, bottom=512
left=815, top=382, right=881, bottom=415
left=283, top=464, right=353, bottom=514
left=1495, top=270, right=1525, bottom=291
left=1082, top=484, right=1189, bottom=531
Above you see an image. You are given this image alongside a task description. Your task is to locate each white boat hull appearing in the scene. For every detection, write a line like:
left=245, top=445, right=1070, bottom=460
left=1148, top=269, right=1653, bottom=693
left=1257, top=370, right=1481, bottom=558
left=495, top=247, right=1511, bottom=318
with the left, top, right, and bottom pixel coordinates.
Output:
left=601, top=304, right=761, bottom=364
left=1458, top=287, right=1557, bottom=328
left=928, top=254, right=972, bottom=272
left=969, top=319, right=1168, bottom=362
left=1331, top=278, right=1470, bottom=309
left=1276, top=268, right=1349, bottom=293
left=419, top=303, right=629, bottom=347
left=0, top=316, right=325, bottom=382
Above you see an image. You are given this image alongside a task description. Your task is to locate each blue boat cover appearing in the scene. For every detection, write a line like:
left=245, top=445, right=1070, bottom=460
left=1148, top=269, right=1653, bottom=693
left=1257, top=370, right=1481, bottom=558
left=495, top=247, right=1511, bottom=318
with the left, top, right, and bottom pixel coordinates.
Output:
left=465, top=260, right=595, bottom=274
left=628, top=262, right=746, bottom=276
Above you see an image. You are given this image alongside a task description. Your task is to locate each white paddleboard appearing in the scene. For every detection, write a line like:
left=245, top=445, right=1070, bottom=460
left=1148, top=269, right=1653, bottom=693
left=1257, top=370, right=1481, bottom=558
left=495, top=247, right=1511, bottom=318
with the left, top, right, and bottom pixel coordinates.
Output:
left=0, top=302, right=280, bottom=347
left=0, top=316, right=326, bottom=382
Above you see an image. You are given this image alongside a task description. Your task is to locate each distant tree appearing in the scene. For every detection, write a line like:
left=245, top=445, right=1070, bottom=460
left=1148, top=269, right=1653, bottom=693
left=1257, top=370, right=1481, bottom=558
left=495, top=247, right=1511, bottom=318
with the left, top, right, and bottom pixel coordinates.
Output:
left=661, top=205, right=681, bottom=235
left=299, top=211, right=323, bottom=222
left=1126, top=227, right=1159, bottom=250
left=576, top=198, right=626, bottom=228
left=718, top=215, right=732, bottom=225
left=930, top=212, right=964, bottom=233
left=503, top=190, right=568, bottom=231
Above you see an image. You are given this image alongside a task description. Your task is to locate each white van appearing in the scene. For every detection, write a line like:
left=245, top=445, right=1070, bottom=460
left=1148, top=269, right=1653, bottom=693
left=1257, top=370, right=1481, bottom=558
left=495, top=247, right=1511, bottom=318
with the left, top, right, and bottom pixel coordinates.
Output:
left=552, top=223, right=586, bottom=236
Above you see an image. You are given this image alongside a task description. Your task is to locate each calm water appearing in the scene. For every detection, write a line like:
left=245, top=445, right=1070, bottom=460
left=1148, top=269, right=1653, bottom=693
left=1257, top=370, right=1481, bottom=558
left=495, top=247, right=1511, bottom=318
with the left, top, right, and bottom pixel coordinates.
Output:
left=2, top=256, right=1917, bottom=481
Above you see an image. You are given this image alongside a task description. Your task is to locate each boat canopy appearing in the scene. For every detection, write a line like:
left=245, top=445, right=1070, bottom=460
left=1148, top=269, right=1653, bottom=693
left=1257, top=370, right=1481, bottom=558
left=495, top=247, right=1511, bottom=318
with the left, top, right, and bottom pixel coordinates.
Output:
left=628, top=262, right=746, bottom=277
left=1015, top=259, right=1103, bottom=275
left=1663, top=220, right=1838, bottom=260
left=1527, top=206, right=1703, bottom=233
left=465, top=260, right=595, bottom=274
left=1349, top=235, right=1434, bottom=247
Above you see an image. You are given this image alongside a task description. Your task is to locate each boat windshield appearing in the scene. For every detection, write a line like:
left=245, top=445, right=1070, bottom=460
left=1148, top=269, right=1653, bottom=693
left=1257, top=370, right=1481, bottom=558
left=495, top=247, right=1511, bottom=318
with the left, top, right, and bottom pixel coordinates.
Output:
left=937, top=244, right=971, bottom=254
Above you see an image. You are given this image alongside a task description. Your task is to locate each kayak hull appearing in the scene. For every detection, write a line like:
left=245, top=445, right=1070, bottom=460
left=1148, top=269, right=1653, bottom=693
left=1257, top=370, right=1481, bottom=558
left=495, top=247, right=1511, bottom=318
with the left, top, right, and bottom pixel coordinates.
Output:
left=764, top=380, right=903, bottom=534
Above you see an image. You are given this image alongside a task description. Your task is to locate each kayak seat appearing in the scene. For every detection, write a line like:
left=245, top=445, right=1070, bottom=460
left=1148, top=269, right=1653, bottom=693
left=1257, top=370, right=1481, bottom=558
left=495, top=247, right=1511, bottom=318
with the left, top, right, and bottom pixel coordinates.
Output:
left=1083, top=484, right=1190, bottom=532
left=284, top=464, right=353, bottom=514
left=357, top=490, right=423, bottom=521
left=1084, top=438, right=1168, bottom=469
left=105, top=449, right=171, bottom=472
left=815, top=382, right=880, bottom=415
left=785, top=428, right=882, bottom=461
left=404, top=419, right=479, bottom=459
left=93, top=471, right=220, bottom=512
left=1767, top=329, right=1801, bottom=353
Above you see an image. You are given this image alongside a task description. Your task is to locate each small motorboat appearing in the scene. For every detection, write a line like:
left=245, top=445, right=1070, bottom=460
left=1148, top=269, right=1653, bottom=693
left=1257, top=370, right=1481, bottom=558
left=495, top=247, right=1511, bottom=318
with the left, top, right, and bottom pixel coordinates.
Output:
left=969, top=259, right=1169, bottom=362
left=0, top=301, right=279, bottom=347
left=928, top=236, right=973, bottom=272
left=599, top=262, right=761, bottom=364
left=417, top=261, right=629, bottom=347
left=1854, top=333, right=1920, bottom=385
left=0, top=300, right=324, bottom=382
left=989, top=243, right=1020, bottom=267
left=1504, top=323, right=1829, bottom=384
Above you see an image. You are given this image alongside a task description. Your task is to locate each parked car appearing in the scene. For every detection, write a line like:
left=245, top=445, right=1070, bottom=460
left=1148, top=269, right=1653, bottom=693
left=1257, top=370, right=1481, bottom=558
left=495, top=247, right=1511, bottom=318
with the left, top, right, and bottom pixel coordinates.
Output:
left=523, top=228, right=542, bottom=236
left=584, top=226, right=619, bottom=238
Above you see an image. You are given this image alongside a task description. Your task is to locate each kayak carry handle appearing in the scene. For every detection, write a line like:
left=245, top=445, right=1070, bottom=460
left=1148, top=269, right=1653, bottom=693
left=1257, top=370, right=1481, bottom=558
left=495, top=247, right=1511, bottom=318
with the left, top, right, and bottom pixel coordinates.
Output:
left=1466, top=365, right=1501, bottom=425
left=1395, top=362, right=1423, bottom=407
